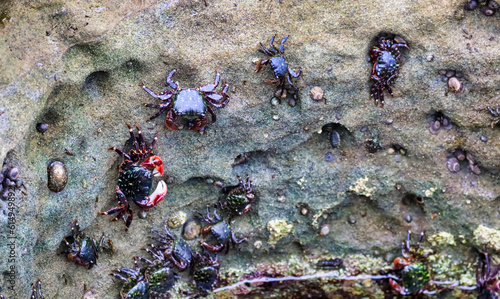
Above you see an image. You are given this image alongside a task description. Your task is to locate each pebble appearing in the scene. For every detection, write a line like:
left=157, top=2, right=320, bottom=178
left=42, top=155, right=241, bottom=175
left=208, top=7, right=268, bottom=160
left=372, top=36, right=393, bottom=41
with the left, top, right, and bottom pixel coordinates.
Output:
left=394, top=155, right=402, bottom=162
left=426, top=54, right=434, bottom=62
left=272, top=114, right=280, bottom=121
left=206, top=178, right=214, bottom=184
left=404, top=214, right=412, bottom=223
left=360, top=126, right=368, bottom=132
left=309, top=86, right=324, bottom=101
left=324, top=152, right=334, bottom=162
left=385, top=119, right=394, bottom=125
left=319, top=225, right=330, bottom=236
left=387, top=148, right=395, bottom=155
left=480, top=135, right=488, bottom=142
left=347, top=215, right=357, bottom=224
left=301, top=208, right=308, bottom=215
left=36, top=123, right=49, bottom=133
left=47, top=161, right=68, bottom=192
left=138, top=210, right=148, bottom=219
left=288, top=98, right=296, bottom=107
left=335, top=113, right=341, bottom=120
left=183, top=219, right=201, bottom=240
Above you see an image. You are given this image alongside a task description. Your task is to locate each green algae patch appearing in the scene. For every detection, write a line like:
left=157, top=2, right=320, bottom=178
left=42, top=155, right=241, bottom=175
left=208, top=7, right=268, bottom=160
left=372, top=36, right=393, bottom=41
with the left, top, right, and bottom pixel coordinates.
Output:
left=473, top=225, right=500, bottom=251
left=267, top=219, right=294, bottom=245
left=428, top=232, right=456, bottom=247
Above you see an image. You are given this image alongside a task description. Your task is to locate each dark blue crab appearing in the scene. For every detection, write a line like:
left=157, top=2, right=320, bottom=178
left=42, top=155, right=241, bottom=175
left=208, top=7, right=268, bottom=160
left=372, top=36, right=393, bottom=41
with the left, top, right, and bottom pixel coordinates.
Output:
left=369, top=36, right=409, bottom=108
left=192, top=251, right=220, bottom=294
left=199, top=206, right=245, bottom=253
left=61, top=219, right=104, bottom=269
left=145, top=225, right=193, bottom=271
left=141, top=69, right=229, bottom=133
left=255, top=35, right=301, bottom=97
left=111, top=255, right=178, bottom=299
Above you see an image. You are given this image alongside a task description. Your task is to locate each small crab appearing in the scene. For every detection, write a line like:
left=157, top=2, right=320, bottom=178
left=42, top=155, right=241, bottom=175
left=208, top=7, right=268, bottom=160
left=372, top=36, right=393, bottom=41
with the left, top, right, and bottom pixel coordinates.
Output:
left=98, top=123, right=167, bottom=231
left=365, top=133, right=383, bottom=153
left=255, top=35, right=301, bottom=98
left=137, top=251, right=180, bottom=298
left=369, top=36, right=409, bottom=108
left=145, top=225, right=193, bottom=271
left=389, top=230, right=434, bottom=295
left=199, top=206, right=246, bottom=253
left=111, top=255, right=178, bottom=299
left=476, top=252, right=500, bottom=299
left=31, top=279, right=44, bottom=299
left=221, top=175, right=255, bottom=217
left=488, top=105, right=500, bottom=129
left=141, top=69, right=229, bottom=133
left=61, top=219, right=104, bottom=269
left=192, top=250, right=221, bottom=293
left=110, top=256, right=149, bottom=299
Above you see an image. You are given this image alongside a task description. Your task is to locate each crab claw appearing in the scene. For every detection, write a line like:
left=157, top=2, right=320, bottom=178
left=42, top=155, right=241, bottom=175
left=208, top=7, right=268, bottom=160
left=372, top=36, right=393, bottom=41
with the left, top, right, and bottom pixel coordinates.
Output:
left=140, top=155, right=164, bottom=176
left=136, top=180, right=167, bottom=209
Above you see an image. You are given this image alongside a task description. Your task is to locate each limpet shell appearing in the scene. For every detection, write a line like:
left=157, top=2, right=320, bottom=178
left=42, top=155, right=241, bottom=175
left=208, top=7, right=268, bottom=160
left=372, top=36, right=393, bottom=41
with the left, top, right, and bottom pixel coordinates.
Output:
left=167, top=210, right=187, bottom=229
left=446, top=157, right=460, bottom=173
left=47, top=161, right=68, bottom=192
left=183, top=219, right=201, bottom=240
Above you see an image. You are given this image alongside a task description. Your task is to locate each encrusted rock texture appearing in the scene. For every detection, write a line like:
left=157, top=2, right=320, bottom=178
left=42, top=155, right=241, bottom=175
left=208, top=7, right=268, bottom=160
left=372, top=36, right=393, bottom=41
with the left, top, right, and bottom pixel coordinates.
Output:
left=0, top=0, right=499, bottom=297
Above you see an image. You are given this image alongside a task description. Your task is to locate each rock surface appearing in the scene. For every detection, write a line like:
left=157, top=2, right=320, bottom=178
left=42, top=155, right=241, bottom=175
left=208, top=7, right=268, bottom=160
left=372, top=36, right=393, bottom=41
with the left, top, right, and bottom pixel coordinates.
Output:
left=0, top=0, right=499, bottom=297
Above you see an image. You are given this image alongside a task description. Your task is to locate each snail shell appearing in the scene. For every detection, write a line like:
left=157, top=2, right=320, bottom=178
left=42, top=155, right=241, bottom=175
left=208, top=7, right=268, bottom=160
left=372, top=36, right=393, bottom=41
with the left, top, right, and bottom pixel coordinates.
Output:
left=446, top=157, right=460, bottom=173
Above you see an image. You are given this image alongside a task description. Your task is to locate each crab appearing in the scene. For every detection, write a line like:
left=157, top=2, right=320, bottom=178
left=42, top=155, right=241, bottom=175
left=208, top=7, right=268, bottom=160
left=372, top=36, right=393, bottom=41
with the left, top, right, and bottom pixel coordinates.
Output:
left=145, top=225, right=193, bottom=271
left=199, top=206, right=246, bottom=253
left=476, top=252, right=500, bottom=299
left=369, top=36, right=409, bottom=108
left=221, top=175, right=255, bottom=217
left=141, top=69, right=229, bottom=133
left=488, top=105, right=500, bottom=129
left=31, top=279, right=44, bottom=299
left=255, top=35, right=301, bottom=98
left=192, top=250, right=221, bottom=294
left=389, top=230, right=434, bottom=295
left=61, top=219, right=104, bottom=269
left=98, top=123, right=167, bottom=231
left=111, top=255, right=178, bottom=299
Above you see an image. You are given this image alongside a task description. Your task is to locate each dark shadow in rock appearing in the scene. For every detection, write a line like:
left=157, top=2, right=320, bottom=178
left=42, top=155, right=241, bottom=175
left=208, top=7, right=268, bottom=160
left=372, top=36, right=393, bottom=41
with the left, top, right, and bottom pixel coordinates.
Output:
left=82, top=71, right=110, bottom=98
left=401, top=193, right=425, bottom=207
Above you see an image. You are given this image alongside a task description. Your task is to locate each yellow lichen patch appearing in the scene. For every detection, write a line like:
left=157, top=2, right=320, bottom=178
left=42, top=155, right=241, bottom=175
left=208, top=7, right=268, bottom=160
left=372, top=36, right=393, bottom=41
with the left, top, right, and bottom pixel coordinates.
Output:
left=424, top=187, right=437, bottom=197
left=428, top=232, right=456, bottom=246
left=473, top=225, right=500, bottom=251
left=349, top=177, right=376, bottom=197
left=267, top=219, right=293, bottom=244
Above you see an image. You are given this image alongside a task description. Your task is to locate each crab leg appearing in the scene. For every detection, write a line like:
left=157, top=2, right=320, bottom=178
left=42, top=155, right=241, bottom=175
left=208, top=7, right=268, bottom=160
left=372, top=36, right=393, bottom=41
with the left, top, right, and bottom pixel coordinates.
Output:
left=255, top=59, right=270, bottom=73
left=166, top=69, right=179, bottom=89
left=200, top=70, right=220, bottom=93
left=279, top=35, right=289, bottom=54
left=269, top=34, right=278, bottom=53
left=108, top=147, right=131, bottom=160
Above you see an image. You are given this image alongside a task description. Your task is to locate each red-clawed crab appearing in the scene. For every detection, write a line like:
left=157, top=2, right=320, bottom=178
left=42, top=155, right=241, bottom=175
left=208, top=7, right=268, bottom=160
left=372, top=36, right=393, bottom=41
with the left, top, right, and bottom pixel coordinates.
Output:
left=389, top=230, right=435, bottom=295
left=476, top=252, right=500, bottom=299
left=369, top=36, right=409, bottom=108
left=140, top=69, right=229, bottom=133
left=98, top=123, right=167, bottom=231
